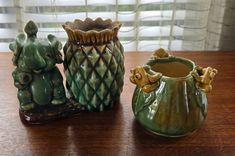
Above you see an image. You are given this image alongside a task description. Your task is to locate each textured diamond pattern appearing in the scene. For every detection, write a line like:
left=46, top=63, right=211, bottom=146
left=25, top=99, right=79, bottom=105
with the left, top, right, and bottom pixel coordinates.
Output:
left=64, top=40, right=124, bottom=111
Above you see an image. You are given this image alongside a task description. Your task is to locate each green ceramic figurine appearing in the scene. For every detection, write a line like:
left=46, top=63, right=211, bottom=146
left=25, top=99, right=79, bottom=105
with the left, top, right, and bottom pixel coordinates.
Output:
left=130, top=48, right=218, bottom=137
left=63, top=18, right=125, bottom=111
left=9, top=21, right=80, bottom=124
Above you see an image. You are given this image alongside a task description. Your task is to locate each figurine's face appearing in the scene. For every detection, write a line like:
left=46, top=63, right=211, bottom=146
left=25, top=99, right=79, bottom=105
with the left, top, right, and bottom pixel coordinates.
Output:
left=130, top=66, right=150, bottom=87
left=19, top=41, right=56, bottom=73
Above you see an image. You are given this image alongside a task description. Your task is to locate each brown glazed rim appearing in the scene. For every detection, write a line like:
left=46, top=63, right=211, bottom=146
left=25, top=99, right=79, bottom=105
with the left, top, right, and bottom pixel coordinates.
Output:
left=62, top=17, right=121, bottom=44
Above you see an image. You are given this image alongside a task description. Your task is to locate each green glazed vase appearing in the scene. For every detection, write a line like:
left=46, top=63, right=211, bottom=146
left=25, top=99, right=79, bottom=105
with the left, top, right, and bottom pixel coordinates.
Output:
left=130, top=48, right=218, bottom=137
left=63, top=18, right=125, bottom=111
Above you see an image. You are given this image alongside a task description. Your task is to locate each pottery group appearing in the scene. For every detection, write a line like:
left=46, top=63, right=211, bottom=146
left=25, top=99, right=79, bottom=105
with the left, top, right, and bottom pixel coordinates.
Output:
left=10, top=18, right=217, bottom=137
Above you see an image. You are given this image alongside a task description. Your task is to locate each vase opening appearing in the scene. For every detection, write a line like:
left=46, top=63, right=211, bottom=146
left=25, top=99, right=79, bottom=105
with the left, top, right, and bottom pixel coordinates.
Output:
left=63, top=18, right=121, bottom=44
left=75, top=23, right=112, bottom=32
left=151, top=59, right=194, bottom=78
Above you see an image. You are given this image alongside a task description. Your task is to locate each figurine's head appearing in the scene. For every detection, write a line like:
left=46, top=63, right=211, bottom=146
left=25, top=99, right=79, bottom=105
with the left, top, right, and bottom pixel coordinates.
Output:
left=9, top=21, right=63, bottom=73
left=130, top=65, right=162, bottom=93
left=152, top=48, right=169, bottom=58
left=130, top=65, right=151, bottom=87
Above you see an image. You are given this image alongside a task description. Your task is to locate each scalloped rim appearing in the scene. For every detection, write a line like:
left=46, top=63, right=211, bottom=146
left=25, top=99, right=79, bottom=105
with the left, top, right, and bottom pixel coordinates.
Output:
left=62, top=18, right=121, bottom=44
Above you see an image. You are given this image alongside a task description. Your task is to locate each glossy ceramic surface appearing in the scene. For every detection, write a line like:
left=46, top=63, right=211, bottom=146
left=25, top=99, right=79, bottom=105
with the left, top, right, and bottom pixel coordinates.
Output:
left=10, top=21, right=66, bottom=111
left=63, top=18, right=125, bottom=111
left=9, top=21, right=84, bottom=124
left=130, top=49, right=217, bottom=137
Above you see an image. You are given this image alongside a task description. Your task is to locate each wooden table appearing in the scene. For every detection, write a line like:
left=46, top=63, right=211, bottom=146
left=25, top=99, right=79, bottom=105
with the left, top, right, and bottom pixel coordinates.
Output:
left=0, top=52, right=235, bottom=156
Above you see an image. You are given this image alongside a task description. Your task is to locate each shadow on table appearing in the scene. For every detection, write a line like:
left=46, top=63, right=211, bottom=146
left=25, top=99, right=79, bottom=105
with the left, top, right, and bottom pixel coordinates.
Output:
left=130, top=119, right=214, bottom=156
left=24, top=102, right=126, bottom=155
left=131, top=119, right=184, bottom=142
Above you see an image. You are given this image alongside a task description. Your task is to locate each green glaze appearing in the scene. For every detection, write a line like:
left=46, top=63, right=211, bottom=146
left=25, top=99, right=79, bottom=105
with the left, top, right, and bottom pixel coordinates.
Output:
left=63, top=41, right=124, bottom=111
left=132, top=56, right=211, bottom=137
left=10, top=21, right=66, bottom=111
left=30, top=73, right=52, bottom=105
left=63, top=18, right=125, bottom=111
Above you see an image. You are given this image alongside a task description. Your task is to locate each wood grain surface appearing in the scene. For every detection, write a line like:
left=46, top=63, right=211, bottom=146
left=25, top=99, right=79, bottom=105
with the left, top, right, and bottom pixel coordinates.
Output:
left=0, top=52, right=235, bottom=156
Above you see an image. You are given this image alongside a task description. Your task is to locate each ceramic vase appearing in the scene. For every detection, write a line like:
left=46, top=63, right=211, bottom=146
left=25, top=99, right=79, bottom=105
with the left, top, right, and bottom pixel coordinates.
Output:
left=130, top=48, right=218, bottom=137
left=63, top=18, right=125, bottom=111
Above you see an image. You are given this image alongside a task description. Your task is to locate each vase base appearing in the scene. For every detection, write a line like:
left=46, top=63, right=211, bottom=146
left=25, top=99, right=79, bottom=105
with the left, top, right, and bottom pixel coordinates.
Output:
left=146, top=129, right=189, bottom=138
left=144, top=127, right=198, bottom=138
left=19, top=99, right=84, bottom=125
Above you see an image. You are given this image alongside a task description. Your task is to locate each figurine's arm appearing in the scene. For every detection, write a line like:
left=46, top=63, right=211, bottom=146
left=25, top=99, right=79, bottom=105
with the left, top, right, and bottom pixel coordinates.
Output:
left=147, top=72, right=162, bottom=83
left=12, top=69, right=32, bottom=89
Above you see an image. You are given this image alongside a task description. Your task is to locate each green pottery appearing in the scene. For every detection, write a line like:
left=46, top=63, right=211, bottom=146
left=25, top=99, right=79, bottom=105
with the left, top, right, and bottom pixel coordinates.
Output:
left=10, top=21, right=66, bottom=111
left=9, top=21, right=84, bottom=124
left=130, top=48, right=218, bottom=137
left=63, top=18, right=125, bottom=111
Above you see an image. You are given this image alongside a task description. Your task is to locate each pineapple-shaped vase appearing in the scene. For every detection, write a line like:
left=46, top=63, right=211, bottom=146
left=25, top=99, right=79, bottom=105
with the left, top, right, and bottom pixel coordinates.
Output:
left=63, top=18, right=124, bottom=111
